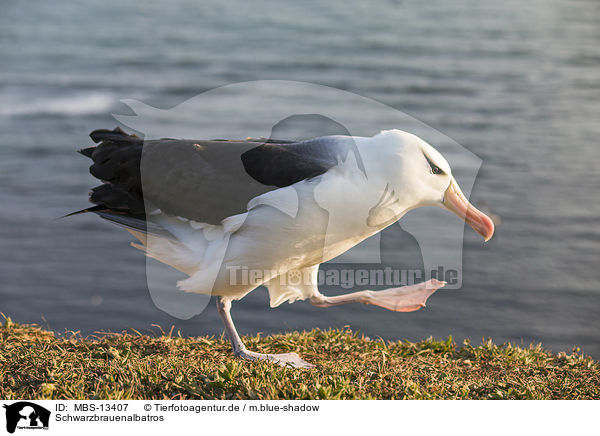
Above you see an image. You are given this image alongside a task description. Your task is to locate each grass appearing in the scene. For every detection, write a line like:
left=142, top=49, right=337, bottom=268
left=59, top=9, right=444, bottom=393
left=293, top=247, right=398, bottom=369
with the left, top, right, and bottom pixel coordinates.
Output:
left=1, top=315, right=599, bottom=400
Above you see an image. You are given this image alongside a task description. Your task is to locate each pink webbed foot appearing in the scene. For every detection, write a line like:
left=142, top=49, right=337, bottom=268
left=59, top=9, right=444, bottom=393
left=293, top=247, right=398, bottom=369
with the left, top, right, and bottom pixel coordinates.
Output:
left=365, top=278, right=446, bottom=312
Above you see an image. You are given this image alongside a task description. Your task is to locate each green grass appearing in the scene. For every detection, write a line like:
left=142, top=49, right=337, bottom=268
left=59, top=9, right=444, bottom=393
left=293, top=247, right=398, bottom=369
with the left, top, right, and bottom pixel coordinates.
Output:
left=1, top=315, right=599, bottom=399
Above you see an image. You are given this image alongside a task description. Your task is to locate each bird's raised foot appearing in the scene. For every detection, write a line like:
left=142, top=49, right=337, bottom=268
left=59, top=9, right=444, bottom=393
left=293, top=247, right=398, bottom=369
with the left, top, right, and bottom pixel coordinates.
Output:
left=365, top=278, right=447, bottom=312
left=310, top=278, right=447, bottom=312
left=235, top=349, right=315, bottom=369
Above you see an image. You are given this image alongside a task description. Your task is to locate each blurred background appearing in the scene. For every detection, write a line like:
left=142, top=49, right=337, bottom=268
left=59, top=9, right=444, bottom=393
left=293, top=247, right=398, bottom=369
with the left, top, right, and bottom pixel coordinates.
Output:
left=1, top=0, right=599, bottom=356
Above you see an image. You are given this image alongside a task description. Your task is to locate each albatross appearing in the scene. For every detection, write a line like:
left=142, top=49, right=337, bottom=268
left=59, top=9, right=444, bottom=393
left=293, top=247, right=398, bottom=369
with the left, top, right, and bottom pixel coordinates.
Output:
left=72, top=127, right=494, bottom=368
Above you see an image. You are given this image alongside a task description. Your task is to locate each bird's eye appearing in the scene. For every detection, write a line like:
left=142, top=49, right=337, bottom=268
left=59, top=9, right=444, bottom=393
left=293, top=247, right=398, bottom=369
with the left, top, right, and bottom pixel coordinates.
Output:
left=430, top=164, right=444, bottom=175
left=424, top=154, right=445, bottom=175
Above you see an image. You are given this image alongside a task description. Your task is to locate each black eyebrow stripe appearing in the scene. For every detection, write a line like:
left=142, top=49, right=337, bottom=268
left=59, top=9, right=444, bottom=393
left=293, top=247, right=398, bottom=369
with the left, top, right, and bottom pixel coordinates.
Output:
left=423, top=153, right=445, bottom=175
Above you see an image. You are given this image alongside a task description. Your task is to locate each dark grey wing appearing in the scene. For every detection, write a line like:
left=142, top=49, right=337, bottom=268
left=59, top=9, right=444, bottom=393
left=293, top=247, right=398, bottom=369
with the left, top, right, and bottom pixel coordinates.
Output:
left=78, top=128, right=276, bottom=225
left=76, top=127, right=363, bottom=227
left=240, top=135, right=365, bottom=187
left=138, top=137, right=283, bottom=224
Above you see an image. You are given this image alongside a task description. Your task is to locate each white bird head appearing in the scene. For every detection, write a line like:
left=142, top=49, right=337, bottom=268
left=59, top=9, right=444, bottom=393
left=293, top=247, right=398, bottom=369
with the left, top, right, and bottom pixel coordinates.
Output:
left=374, top=129, right=495, bottom=241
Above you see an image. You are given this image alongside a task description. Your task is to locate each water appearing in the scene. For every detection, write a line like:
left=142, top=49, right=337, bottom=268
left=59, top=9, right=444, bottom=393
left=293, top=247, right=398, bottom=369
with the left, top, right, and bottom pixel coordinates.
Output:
left=1, top=0, right=599, bottom=356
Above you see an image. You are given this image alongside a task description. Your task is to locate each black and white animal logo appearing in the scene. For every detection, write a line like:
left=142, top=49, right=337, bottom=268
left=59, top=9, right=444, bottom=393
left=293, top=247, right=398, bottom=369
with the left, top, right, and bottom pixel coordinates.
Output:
left=3, top=402, right=50, bottom=433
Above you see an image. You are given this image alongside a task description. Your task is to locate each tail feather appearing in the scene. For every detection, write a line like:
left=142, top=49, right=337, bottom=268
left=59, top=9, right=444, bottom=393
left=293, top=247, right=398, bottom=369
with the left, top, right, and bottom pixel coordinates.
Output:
left=126, top=229, right=201, bottom=276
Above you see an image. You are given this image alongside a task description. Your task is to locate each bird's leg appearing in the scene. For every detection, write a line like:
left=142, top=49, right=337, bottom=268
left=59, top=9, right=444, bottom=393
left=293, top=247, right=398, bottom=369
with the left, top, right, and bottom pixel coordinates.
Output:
left=310, top=278, right=446, bottom=312
left=215, top=297, right=314, bottom=369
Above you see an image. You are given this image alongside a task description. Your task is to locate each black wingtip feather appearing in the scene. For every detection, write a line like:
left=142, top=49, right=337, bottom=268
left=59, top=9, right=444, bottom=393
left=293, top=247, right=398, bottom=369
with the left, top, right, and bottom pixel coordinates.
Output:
left=90, top=126, right=138, bottom=144
left=62, top=205, right=107, bottom=218
left=78, top=147, right=95, bottom=158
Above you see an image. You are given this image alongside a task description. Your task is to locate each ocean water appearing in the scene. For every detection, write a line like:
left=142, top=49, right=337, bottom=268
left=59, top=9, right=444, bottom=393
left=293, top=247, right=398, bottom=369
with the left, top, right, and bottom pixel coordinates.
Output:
left=1, top=0, right=599, bottom=356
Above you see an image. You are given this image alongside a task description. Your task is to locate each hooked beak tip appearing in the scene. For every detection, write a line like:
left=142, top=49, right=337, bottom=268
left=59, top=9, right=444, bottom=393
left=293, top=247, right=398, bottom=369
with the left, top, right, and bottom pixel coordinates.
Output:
left=483, top=223, right=494, bottom=242
left=443, top=181, right=495, bottom=242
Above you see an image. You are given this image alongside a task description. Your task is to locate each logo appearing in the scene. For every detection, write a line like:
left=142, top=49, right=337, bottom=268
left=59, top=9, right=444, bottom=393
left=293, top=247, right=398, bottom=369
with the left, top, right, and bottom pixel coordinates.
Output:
left=3, top=402, right=50, bottom=433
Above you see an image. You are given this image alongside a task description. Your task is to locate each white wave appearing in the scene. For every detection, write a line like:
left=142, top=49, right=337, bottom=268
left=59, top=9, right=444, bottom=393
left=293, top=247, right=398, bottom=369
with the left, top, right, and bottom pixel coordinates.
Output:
left=0, top=92, right=114, bottom=117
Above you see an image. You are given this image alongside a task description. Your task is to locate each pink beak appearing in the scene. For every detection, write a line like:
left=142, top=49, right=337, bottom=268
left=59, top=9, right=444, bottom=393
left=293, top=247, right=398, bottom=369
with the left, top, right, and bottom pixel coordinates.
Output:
left=443, top=180, right=495, bottom=241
